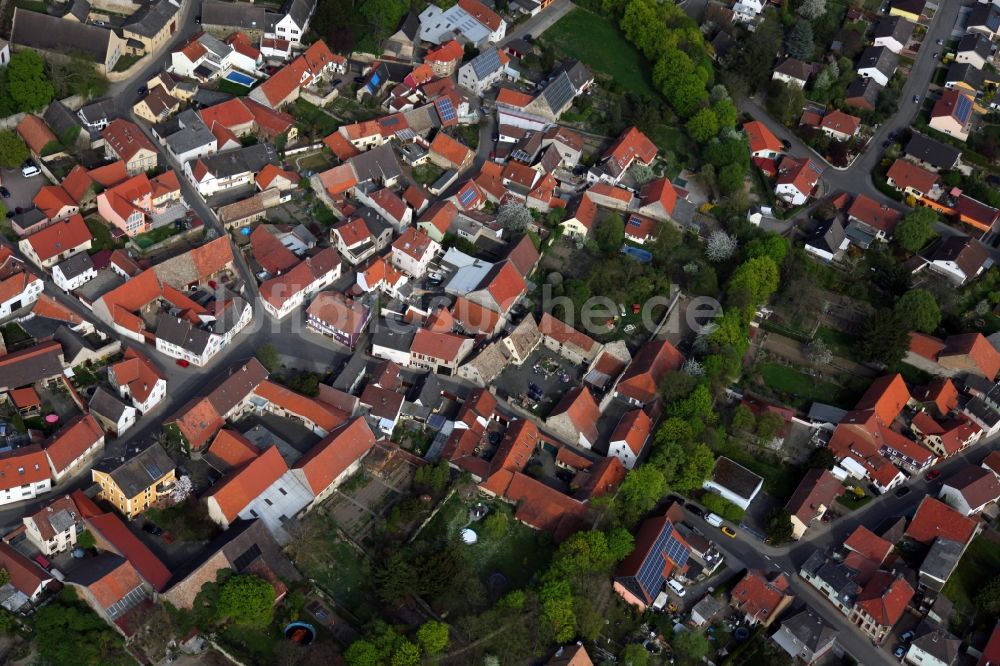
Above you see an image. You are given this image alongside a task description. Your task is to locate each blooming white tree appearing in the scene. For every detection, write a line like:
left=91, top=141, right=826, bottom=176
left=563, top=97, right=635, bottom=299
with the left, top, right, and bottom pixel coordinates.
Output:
left=170, top=475, right=194, bottom=504
left=497, top=203, right=533, bottom=231
left=798, top=0, right=826, bottom=20
left=706, top=230, right=738, bottom=262
left=805, top=339, right=833, bottom=366
left=682, top=358, right=706, bottom=377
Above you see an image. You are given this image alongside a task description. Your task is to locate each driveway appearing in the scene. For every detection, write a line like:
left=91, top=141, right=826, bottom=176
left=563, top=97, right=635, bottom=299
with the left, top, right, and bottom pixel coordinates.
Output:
left=0, top=168, right=45, bottom=214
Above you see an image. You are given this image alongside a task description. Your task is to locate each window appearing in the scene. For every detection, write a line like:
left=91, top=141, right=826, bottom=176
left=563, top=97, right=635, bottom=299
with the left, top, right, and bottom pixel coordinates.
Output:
left=264, top=498, right=273, bottom=506
left=278, top=487, right=287, bottom=496
left=249, top=509, right=259, bottom=518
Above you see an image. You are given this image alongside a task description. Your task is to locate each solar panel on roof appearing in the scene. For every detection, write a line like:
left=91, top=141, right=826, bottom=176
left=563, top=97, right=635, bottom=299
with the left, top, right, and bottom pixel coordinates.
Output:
left=542, top=73, right=575, bottom=114
left=458, top=186, right=477, bottom=206
left=437, top=97, right=457, bottom=122
left=233, top=544, right=263, bottom=571
left=471, top=49, right=501, bottom=79
left=955, top=94, right=973, bottom=122
left=629, top=218, right=642, bottom=227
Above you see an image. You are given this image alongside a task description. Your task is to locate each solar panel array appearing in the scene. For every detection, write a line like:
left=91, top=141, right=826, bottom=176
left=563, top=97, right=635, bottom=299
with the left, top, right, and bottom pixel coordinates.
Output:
left=458, top=185, right=477, bottom=207
left=233, top=544, right=263, bottom=571
left=542, top=73, right=575, bottom=114
left=471, top=49, right=501, bottom=79
left=437, top=97, right=457, bottom=123
left=635, top=520, right=691, bottom=598
left=629, top=217, right=643, bottom=228
left=955, top=93, right=973, bottom=123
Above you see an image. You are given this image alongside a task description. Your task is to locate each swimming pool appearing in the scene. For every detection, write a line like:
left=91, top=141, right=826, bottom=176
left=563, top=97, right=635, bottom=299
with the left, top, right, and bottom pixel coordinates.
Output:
left=622, top=246, right=653, bottom=263
left=223, top=70, right=256, bottom=87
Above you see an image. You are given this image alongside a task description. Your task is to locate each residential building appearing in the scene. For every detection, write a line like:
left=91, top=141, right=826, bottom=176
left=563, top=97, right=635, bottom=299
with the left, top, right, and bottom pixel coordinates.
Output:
left=968, top=3, right=1000, bottom=39
left=771, top=608, right=838, bottom=664
left=744, top=120, right=783, bottom=159
left=102, top=119, right=158, bottom=175
left=546, top=387, right=601, bottom=449
left=930, top=89, right=975, bottom=142
left=785, top=468, right=845, bottom=540
left=905, top=496, right=980, bottom=546
left=904, top=622, right=961, bottom=666
left=268, top=0, right=317, bottom=47
left=927, top=236, right=989, bottom=284
left=608, top=409, right=652, bottom=469
left=108, top=348, right=167, bottom=413
left=956, top=32, right=992, bottom=70
left=0, top=541, right=52, bottom=613
left=259, top=247, right=341, bottom=319
left=429, top=132, right=475, bottom=172
left=121, top=0, right=180, bottom=54
left=772, top=58, right=811, bottom=88
left=857, top=46, right=898, bottom=87
left=905, top=132, right=962, bottom=171
left=775, top=156, right=822, bottom=205
left=91, top=443, right=176, bottom=519
left=886, top=159, right=940, bottom=199
left=18, top=214, right=92, bottom=270
left=0, top=445, right=51, bottom=506
left=703, top=457, right=763, bottom=510
left=391, top=227, right=441, bottom=277
left=731, top=570, right=794, bottom=627
left=44, top=414, right=104, bottom=483
left=291, top=417, right=376, bottom=507
left=587, top=126, right=657, bottom=185
left=615, top=338, right=684, bottom=406
left=889, top=0, right=924, bottom=22
left=613, top=513, right=691, bottom=611
left=873, top=16, right=914, bottom=53
left=458, top=48, right=516, bottom=95
left=820, top=110, right=861, bottom=142
left=89, top=387, right=137, bottom=437
left=938, top=465, right=1000, bottom=515
left=306, top=291, right=371, bottom=349
left=10, top=9, right=125, bottom=74
left=22, top=494, right=84, bottom=556
left=186, top=144, right=278, bottom=197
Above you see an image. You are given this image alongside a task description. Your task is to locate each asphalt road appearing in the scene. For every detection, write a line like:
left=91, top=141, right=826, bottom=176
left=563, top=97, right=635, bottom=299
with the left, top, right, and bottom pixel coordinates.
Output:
left=680, top=433, right=1000, bottom=666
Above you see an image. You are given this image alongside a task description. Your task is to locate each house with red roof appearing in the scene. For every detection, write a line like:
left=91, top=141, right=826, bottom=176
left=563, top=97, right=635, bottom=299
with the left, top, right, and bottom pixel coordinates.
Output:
left=464, top=259, right=526, bottom=317
left=331, top=216, right=392, bottom=265
left=588, top=126, right=657, bottom=185
left=410, top=328, right=475, bottom=374
left=613, top=513, right=691, bottom=611
left=306, top=291, right=371, bottom=349
left=538, top=312, right=601, bottom=364
left=911, top=378, right=959, bottom=418
left=546, top=387, right=601, bottom=449
left=850, top=571, right=915, bottom=644
left=96, top=171, right=183, bottom=237
left=259, top=247, right=341, bottom=319
left=908, top=331, right=1000, bottom=379
left=391, top=227, right=440, bottom=278
left=929, top=88, right=974, bottom=142
left=43, top=414, right=104, bottom=483
left=905, top=496, right=980, bottom=546
left=429, top=132, right=475, bottom=172
left=845, top=193, right=903, bottom=246
left=0, top=541, right=53, bottom=612
left=731, top=570, right=794, bottom=627
left=637, top=178, right=677, bottom=221
left=785, top=468, right=845, bottom=540
left=101, top=119, right=158, bottom=175
left=0, top=247, right=43, bottom=317
left=85, top=510, right=172, bottom=593
left=911, top=412, right=981, bottom=459
left=18, top=214, right=92, bottom=269
left=66, top=554, right=149, bottom=627
left=33, top=185, right=79, bottom=222
left=356, top=256, right=408, bottom=299
left=204, top=446, right=313, bottom=542
left=886, top=159, right=941, bottom=199
left=292, top=417, right=376, bottom=507
left=417, top=200, right=458, bottom=242
left=425, top=39, right=463, bottom=77
left=615, top=338, right=684, bottom=406
left=819, top=110, right=862, bottom=142
left=108, top=348, right=167, bottom=414
left=248, top=40, right=342, bottom=109
left=21, top=494, right=88, bottom=556
left=608, top=408, right=651, bottom=469
left=775, top=156, right=823, bottom=206
left=744, top=120, right=783, bottom=160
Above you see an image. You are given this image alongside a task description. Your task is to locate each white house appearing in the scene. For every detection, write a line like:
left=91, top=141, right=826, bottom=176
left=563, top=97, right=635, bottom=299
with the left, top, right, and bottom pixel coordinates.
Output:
left=108, top=349, right=167, bottom=414
left=902, top=624, right=961, bottom=666
left=43, top=415, right=105, bottom=484
left=938, top=465, right=1000, bottom=515
left=266, top=0, right=316, bottom=48
left=0, top=262, right=42, bottom=317
left=857, top=46, right=898, bottom=87
left=90, top=387, right=138, bottom=437
left=732, top=0, right=765, bottom=23
left=259, top=248, right=341, bottom=320
left=702, top=457, right=764, bottom=510
left=607, top=409, right=651, bottom=470
left=22, top=495, right=82, bottom=556
left=391, top=227, right=441, bottom=278
left=52, top=253, right=97, bottom=292
left=775, top=157, right=822, bottom=206
left=458, top=48, right=517, bottom=95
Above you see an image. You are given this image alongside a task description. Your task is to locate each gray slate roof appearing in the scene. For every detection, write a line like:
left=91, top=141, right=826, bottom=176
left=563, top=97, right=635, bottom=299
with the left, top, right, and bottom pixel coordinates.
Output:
left=108, top=442, right=175, bottom=497
left=11, top=9, right=113, bottom=63
left=905, top=132, right=961, bottom=170
left=202, top=0, right=267, bottom=30
left=90, top=386, right=131, bottom=422
left=776, top=608, right=838, bottom=653
left=282, top=0, right=315, bottom=29
left=123, top=0, right=179, bottom=38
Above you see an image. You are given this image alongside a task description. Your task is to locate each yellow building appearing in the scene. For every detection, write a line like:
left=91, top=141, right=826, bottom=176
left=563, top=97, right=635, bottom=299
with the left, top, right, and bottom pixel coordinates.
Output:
left=91, top=443, right=176, bottom=519
left=122, top=0, right=179, bottom=55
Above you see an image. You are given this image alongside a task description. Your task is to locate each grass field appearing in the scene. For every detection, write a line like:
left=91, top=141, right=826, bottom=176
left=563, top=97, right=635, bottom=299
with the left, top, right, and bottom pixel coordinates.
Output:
left=543, top=8, right=657, bottom=97
left=85, top=217, right=118, bottom=252
left=215, top=79, right=251, bottom=97
left=760, top=362, right=852, bottom=409
left=943, top=536, right=1000, bottom=626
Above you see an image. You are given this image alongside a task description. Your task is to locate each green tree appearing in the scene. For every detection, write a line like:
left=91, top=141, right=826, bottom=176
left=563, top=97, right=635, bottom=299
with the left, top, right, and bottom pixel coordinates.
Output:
left=672, top=630, right=711, bottom=660
left=539, top=579, right=577, bottom=643
left=786, top=20, right=814, bottom=60
left=217, top=574, right=275, bottom=627
left=616, top=465, right=666, bottom=526
left=391, top=641, right=421, bottom=666
left=702, top=493, right=743, bottom=522
left=975, top=574, right=1000, bottom=615
left=895, top=289, right=940, bottom=333
left=649, top=418, right=692, bottom=481
left=755, top=412, right=787, bottom=441
left=807, top=447, right=835, bottom=470
left=766, top=80, right=806, bottom=127
left=658, top=370, right=699, bottom=403
left=344, top=640, right=381, bottom=666
left=416, top=620, right=450, bottom=655
left=798, top=0, right=827, bottom=19
left=711, top=98, right=738, bottom=130
left=896, top=207, right=938, bottom=253
left=727, top=256, right=780, bottom=312
left=7, top=51, right=54, bottom=112
left=686, top=107, right=720, bottom=143
left=731, top=404, right=756, bottom=432
left=0, top=568, right=8, bottom=587
left=0, top=131, right=29, bottom=169
left=673, top=443, right=715, bottom=492
left=255, top=343, right=281, bottom=372
left=765, top=507, right=795, bottom=545
left=0, top=608, right=16, bottom=633
left=746, top=234, right=790, bottom=265
left=594, top=214, right=625, bottom=254
left=858, top=309, right=910, bottom=366
left=620, top=643, right=650, bottom=666
left=481, top=510, right=510, bottom=541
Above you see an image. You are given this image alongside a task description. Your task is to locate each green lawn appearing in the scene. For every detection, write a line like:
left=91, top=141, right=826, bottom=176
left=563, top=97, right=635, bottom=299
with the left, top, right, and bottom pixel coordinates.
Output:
left=760, top=362, right=852, bottom=409
left=215, top=79, right=251, bottom=97
left=294, top=99, right=339, bottom=137
left=943, top=536, right=1000, bottom=626
left=134, top=224, right=182, bottom=249
left=113, top=54, right=142, bottom=73
left=814, top=325, right=859, bottom=359
left=85, top=217, right=118, bottom=252
left=544, top=8, right=657, bottom=97
left=412, top=163, right=445, bottom=186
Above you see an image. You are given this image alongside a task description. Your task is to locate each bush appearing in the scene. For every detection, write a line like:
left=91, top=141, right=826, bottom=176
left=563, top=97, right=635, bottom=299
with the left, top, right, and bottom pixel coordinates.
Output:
left=701, top=493, right=744, bottom=522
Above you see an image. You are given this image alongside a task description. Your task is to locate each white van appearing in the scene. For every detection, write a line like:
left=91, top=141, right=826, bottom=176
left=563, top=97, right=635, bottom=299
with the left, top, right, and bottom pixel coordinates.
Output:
left=21, top=164, right=40, bottom=177
left=667, top=579, right=686, bottom=597
left=705, top=513, right=723, bottom=528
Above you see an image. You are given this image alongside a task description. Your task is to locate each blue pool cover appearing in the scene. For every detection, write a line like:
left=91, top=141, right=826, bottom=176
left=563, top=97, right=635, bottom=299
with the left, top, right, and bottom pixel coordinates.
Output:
left=224, top=71, right=256, bottom=87
left=622, top=246, right=652, bottom=263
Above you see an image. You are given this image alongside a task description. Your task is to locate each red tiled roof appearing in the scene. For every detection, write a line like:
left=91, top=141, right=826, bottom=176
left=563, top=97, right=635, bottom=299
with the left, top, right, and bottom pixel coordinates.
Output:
left=955, top=194, right=1000, bottom=229
left=905, top=496, right=979, bottom=545
left=392, top=226, right=437, bottom=262
left=0, top=445, right=49, bottom=492
left=418, top=200, right=457, bottom=235
left=306, top=291, right=369, bottom=335
left=44, top=414, right=103, bottom=475
left=206, top=429, right=260, bottom=470
left=207, top=446, right=288, bottom=522
left=101, top=119, right=156, bottom=162
left=820, top=109, right=861, bottom=137
left=425, top=39, right=463, bottom=63
left=86, top=512, right=172, bottom=591
left=605, top=126, right=657, bottom=172
left=0, top=540, right=48, bottom=599
left=743, top=120, right=783, bottom=155
left=371, top=188, right=407, bottom=223
left=249, top=225, right=299, bottom=276
left=731, top=570, right=791, bottom=622
left=485, top=470, right=588, bottom=536
left=538, top=312, right=598, bottom=353
left=490, top=420, right=538, bottom=476
left=785, top=468, right=845, bottom=523
left=481, top=260, right=525, bottom=313
left=847, top=194, right=903, bottom=234
left=549, top=387, right=600, bottom=445
left=941, top=332, right=1000, bottom=379
left=293, top=417, right=375, bottom=495
left=944, top=464, right=1000, bottom=509
left=909, top=332, right=946, bottom=360
left=200, top=98, right=255, bottom=131
left=610, top=408, right=651, bottom=456
left=9, top=386, right=40, bottom=409
left=844, top=525, right=893, bottom=565
left=225, top=31, right=260, bottom=60
left=776, top=156, right=822, bottom=196
left=319, top=164, right=358, bottom=197
left=617, top=339, right=685, bottom=405
left=640, top=178, right=677, bottom=217
left=914, top=378, right=958, bottom=416
left=450, top=296, right=501, bottom=335
left=980, top=623, right=1000, bottom=666
left=16, top=115, right=57, bottom=155
left=33, top=185, right=77, bottom=219
left=323, top=130, right=361, bottom=160
left=887, top=159, right=938, bottom=194
left=411, top=328, right=470, bottom=363
left=458, top=0, right=503, bottom=30
left=23, top=214, right=91, bottom=263
left=430, top=132, right=473, bottom=168
left=856, top=571, right=913, bottom=627
left=496, top=87, right=534, bottom=107
left=253, top=379, right=347, bottom=433
left=855, top=374, right=910, bottom=426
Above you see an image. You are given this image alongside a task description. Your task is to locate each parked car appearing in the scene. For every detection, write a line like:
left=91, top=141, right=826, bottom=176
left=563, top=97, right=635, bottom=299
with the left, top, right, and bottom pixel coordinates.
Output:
left=720, top=526, right=737, bottom=538
left=34, top=554, right=51, bottom=570
left=933, top=52, right=939, bottom=59
left=901, top=631, right=915, bottom=642
left=0, top=186, right=10, bottom=198
left=936, top=38, right=944, bottom=45
left=667, top=578, right=686, bottom=597
left=21, top=164, right=40, bottom=177
left=894, top=645, right=906, bottom=658
left=175, top=359, right=190, bottom=368
left=685, top=503, right=703, bottom=517
left=895, top=486, right=911, bottom=497
left=705, top=513, right=724, bottom=527
left=926, top=470, right=941, bottom=481
left=913, top=95, right=920, bottom=103
left=142, top=523, right=164, bottom=536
